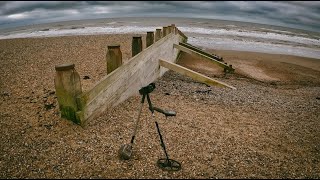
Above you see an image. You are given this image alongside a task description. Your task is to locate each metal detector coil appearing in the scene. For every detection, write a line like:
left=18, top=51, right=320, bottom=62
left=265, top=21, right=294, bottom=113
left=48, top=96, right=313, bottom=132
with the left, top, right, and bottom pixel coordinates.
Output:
left=157, top=158, right=181, bottom=171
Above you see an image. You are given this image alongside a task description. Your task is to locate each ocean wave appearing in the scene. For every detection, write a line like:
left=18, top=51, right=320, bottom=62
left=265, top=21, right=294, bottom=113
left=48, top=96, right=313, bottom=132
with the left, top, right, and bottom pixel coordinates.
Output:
left=179, top=26, right=320, bottom=46
left=188, top=36, right=320, bottom=59
left=0, top=25, right=319, bottom=59
left=0, top=26, right=158, bottom=39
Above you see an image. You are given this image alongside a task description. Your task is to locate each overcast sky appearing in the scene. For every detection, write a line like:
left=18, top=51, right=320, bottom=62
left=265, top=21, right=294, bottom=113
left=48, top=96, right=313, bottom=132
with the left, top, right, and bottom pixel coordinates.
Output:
left=0, top=1, right=319, bottom=32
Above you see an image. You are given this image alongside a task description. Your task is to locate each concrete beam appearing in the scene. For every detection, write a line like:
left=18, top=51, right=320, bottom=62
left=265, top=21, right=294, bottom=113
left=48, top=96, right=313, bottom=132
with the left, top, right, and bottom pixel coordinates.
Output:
left=159, top=59, right=236, bottom=89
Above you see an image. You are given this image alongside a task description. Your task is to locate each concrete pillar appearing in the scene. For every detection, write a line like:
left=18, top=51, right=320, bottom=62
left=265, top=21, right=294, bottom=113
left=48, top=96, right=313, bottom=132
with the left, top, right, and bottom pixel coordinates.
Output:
left=155, top=29, right=162, bottom=42
left=132, top=36, right=143, bottom=57
left=146, top=31, right=154, bottom=47
left=162, top=27, right=168, bottom=37
left=54, top=63, right=82, bottom=125
left=106, top=45, right=122, bottom=74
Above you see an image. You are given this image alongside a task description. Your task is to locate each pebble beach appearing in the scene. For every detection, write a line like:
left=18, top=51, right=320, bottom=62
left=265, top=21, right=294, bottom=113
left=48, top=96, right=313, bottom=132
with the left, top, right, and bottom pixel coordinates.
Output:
left=0, top=17, right=320, bottom=178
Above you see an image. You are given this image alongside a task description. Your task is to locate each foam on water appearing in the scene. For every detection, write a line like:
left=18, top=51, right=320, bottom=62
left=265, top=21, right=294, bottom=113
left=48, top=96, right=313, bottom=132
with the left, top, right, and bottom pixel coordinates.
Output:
left=0, top=24, right=319, bottom=59
left=106, top=22, right=118, bottom=25
left=259, top=28, right=295, bottom=35
left=179, top=26, right=320, bottom=46
left=0, top=26, right=158, bottom=39
left=188, top=36, right=320, bottom=59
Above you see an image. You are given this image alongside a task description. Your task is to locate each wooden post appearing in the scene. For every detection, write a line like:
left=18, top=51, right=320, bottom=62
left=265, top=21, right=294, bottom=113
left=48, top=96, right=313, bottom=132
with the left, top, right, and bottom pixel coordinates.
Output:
left=171, top=24, right=176, bottom=34
left=132, top=36, right=143, bottom=57
left=146, top=31, right=154, bottom=47
left=162, top=26, right=168, bottom=37
left=168, top=25, right=172, bottom=34
left=54, top=63, right=82, bottom=124
left=106, top=45, right=122, bottom=74
left=155, top=29, right=162, bottom=42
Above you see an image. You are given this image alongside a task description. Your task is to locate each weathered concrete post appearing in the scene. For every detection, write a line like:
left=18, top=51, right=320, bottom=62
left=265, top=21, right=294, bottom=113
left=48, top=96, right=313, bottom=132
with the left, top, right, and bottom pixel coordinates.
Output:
left=162, top=27, right=168, bottom=37
left=132, top=36, right=143, bottom=57
left=155, top=29, right=162, bottom=42
left=106, top=45, right=122, bottom=74
left=54, top=63, right=82, bottom=125
left=146, top=31, right=154, bottom=47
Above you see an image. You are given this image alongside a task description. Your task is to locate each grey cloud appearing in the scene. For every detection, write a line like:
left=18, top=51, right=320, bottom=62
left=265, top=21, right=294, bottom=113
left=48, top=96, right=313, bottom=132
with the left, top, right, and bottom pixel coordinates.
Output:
left=1, top=1, right=63, bottom=15
left=0, top=1, right=319, bottom=32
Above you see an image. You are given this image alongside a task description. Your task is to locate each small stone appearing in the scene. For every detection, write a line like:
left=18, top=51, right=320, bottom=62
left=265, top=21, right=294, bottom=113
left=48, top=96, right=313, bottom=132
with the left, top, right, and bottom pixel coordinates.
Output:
left=44, top=124, right=53, bottom=129
left=1, top=91, right=10, bottom=96
left=44, top=103, right=55, bottom=110
left=83, top=75, right=90, bottom=80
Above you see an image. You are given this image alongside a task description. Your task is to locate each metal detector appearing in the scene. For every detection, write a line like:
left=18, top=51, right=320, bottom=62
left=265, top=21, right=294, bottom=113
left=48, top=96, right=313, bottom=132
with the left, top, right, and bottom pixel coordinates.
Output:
left=118, top=83, right=181, bottom=171
left=118, top=92, right=145, bottom=160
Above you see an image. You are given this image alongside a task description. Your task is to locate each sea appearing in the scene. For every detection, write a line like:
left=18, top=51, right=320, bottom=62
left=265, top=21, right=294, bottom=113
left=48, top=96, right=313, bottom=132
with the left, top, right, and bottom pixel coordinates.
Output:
left=0, top=17, right=319, bottom=59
